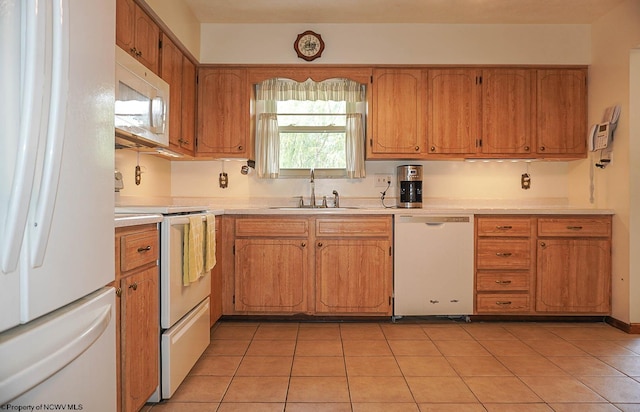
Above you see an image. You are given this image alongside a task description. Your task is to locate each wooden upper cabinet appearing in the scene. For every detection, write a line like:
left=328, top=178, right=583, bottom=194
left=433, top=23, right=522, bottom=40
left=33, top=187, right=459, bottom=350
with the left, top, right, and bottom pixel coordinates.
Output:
left=180, top=56, right=197, bottom=153
left=159, top=35, right=184, bottom=151
left=427, top=69, right=480, bottom=155
left=116, top=0, right=159, bottom=73
left=481, top=69, right=534, bottom=155
left=536, top=69, right=587, bottom=156
left=369, top=69, right=425, bottom=157
left=159, top=35, right=195, bottom=156
left=197, top=68, right=250, bottom=158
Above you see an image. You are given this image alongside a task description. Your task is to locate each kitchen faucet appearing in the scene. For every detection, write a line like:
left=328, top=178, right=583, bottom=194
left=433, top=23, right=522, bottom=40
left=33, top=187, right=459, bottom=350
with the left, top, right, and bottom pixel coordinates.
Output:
left=332, top=190, right=340, bottom=208
left=310, top=169, right=316, bottom=208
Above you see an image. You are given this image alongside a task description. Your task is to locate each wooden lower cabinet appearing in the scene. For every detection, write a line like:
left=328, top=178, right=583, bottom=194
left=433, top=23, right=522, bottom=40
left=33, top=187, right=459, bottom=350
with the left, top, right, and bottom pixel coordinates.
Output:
left=228, top=215, right=392, bottom=316
left=115, top=224, right=159, bottom=412
left=315, top=239, right=392, bottom=314
left=235, top=238, right=308, bottom=312
left=536, top=217, right=612, bottom=313
left=210, top=217, right=223, bottom=326
left=121, top=267, right=159, bottom=412
left=475, top=215, right=612, bottom=316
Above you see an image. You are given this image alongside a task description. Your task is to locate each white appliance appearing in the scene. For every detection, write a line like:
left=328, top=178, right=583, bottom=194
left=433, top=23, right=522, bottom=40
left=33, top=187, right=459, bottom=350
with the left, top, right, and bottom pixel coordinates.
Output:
left=115, top=46, right=170, bottom=149
left=115, top=206, right=211, bottom=400
left=0, top=0, right=116, bottom=407
left=394, top=215, right=474, bottom=318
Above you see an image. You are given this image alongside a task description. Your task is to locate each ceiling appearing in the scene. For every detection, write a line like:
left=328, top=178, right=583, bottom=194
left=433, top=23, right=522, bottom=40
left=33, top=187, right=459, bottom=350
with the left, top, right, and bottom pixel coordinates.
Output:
left=182, top=0, right=624, bottom=24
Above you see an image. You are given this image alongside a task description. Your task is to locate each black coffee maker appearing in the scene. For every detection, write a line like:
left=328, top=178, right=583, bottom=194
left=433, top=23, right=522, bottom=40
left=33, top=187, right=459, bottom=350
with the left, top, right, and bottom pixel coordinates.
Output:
left=397, top=165, right=423, bottom=208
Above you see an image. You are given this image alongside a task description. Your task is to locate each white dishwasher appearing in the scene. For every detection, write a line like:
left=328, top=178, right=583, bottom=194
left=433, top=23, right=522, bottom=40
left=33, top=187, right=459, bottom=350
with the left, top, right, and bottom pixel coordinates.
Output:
left=393, top=214, right=474, bottom=318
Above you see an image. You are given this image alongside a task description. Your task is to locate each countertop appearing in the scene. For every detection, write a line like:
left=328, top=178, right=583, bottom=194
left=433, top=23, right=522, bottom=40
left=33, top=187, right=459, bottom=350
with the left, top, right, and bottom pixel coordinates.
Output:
left=114, top=213, right=163, bottom=228
left=222, top=206, right=614, bottom=216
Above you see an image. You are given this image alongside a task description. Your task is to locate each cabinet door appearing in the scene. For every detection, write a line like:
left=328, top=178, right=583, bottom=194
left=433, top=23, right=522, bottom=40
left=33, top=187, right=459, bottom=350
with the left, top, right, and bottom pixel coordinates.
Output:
left=115, top=0, right=135, bottom=54
left=197, top=69, right=249, bottom=157
left=160, top=36, right=184, bottom=150
left=121, top=267, right=159, bottom=412
left=536, top=69, right=587, bottom=155
left=234, top=239, right=308, bottom=312
left=180, top=56, right=197, bottom=153
left=370, top=69, right=425, bottom=156
left=428, top=69, right=480, bottom=155
left=536, top=238, right=610, bottom=313
left=315, top=240, right=392, bottom=315
left=482, top=69, right=534, bottom=155
left=133, top=3, right=159, bottom=73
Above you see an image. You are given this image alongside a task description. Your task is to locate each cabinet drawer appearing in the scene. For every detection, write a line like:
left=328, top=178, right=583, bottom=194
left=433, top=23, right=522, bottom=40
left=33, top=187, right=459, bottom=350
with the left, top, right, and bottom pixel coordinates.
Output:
left=477, top=217, right=531, bottom=237
left=120, top=229, right=158, bottom=272
left=476, top=294, right=530, bottom=313
left=235, top=218, right=309, bottom=237
left=476, top=272, right=529, bottom=292
left=538, top=217, right=611, bottom=237
left=316, top=217, right=391, bottom=237
left=476, top=239, right=530, bottom=269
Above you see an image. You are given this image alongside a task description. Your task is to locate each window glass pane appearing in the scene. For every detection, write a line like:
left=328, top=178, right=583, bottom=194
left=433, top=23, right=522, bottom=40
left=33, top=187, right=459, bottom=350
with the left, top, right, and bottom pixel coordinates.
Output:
left=279, top=132, right=346, bottom=169
left=277, top=100, right=347, bottom=171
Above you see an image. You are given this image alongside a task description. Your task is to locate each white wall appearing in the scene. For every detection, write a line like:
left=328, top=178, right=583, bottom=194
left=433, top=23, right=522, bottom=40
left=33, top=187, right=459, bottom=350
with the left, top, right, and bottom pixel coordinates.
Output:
left=588, top=0, right=640, bottom=324
left=115, top=149, right=172, bottom=198
left=170, top=159, right=569, bottom=205
left=145, top=0, right=200, bottom=58
left=199, top=24, right=590, bottom=65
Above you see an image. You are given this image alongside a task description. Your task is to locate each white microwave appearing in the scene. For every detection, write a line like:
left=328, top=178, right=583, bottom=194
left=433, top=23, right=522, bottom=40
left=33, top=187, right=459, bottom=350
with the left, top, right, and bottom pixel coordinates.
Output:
left=115, top=46, right=169, bottom=148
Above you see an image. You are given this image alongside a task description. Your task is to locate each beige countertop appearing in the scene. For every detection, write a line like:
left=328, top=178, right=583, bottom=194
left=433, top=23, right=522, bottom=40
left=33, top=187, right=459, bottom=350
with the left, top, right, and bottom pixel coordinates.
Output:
left=222, top=206, right=614, bottom=215
left=114, top=213, right=163, bottom=228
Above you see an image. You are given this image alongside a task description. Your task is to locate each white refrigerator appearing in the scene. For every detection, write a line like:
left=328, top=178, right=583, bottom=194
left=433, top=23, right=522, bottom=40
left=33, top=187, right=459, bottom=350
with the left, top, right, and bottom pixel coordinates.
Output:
left=0, top=0, right=117, bottom=408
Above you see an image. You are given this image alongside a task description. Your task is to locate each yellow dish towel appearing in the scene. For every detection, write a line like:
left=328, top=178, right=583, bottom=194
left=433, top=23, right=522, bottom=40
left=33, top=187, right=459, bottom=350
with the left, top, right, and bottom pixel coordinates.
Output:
left=205, top=214, right=216, bottom=272
left=183, top=215, right=204, bottom=286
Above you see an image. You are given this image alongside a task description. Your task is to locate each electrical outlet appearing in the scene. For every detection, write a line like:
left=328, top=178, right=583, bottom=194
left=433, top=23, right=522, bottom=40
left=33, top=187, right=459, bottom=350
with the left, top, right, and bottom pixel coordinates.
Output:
left=374, top=174, right=393, bottom=187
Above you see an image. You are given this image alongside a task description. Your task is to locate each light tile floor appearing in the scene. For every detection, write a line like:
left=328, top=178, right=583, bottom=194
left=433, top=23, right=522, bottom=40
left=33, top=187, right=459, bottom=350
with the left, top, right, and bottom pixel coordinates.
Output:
left=147, top=321, right=640, bottom=411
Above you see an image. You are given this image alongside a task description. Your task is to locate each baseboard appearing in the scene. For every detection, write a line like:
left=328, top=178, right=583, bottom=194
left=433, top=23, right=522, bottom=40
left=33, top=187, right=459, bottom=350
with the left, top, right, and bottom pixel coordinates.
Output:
left=606, top=316, right=640, bottom=334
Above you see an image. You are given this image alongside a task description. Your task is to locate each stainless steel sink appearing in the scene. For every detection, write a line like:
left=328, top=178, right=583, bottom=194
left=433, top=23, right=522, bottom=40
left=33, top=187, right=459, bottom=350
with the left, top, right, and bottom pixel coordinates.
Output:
left=268, top=206, right=361, bottom=210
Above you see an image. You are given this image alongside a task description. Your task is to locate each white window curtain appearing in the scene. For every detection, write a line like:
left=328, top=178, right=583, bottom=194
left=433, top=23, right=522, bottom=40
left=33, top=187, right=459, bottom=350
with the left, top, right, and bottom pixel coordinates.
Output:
left=255, top=78, right=366, bottom=179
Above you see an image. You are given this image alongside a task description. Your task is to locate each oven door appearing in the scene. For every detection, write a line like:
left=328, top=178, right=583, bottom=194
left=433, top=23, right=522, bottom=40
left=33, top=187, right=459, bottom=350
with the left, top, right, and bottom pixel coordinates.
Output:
left=160, top=213, right=212, bottom=329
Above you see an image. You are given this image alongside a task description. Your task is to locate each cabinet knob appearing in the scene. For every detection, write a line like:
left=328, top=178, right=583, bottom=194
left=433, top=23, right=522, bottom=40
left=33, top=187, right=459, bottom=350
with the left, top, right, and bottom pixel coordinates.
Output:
left=238, top=145, right=243, bottom=151
left=129, top=282, right=138, bottom=291
left=301, top=242, right=306, bottom=247
left=539, top=146, right=546, bottom=152
left=414, top=146, right=420, bottom=151
left=540, top=242, right=546, bottom=248
left=116, top=287, right=122, bottom=297
left=137, top=245, right=152, bottom=253
left=129, top=47, right=137, bottom=55
left=524, top=146, right=530, bottom=151
left=430, top=146, right=436, bottom=152
left=496, top=252, right=512, bottom=257
left=317, top=242, right=323, bottom=247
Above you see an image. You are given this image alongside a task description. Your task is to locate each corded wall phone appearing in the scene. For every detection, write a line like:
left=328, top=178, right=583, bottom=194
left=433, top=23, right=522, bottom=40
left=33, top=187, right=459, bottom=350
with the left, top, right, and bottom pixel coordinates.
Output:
left=589, top=105, right=621, bottom=152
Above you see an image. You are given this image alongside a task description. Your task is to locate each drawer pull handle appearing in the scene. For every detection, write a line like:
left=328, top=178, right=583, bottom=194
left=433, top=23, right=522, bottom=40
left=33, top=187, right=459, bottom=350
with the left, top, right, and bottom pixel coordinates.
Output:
left=495, top=280, right=512, bottom=285
left=496, top=225, right=513, bottom=230
left=496, top=252, right=512, bottom=257
left=137, top=246, right=152, bottom=252
left=129, top=282, right=138, bottom=291
left=496, top=301, right=512, bottom=305
left=567, top=226, right=583, bottom=230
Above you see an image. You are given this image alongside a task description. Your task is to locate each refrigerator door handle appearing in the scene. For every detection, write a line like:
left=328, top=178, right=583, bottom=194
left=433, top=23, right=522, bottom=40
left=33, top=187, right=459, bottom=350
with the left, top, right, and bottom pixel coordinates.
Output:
left=1, top=0, right=47, bottom=274
left=0, top=304, right=112, bottom=404
left=30, top=0, right=70, bottom=267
